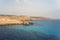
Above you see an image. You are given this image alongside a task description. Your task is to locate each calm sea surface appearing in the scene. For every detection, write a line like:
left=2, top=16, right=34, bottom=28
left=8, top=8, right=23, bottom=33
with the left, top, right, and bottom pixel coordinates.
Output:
left=0, top=20, right=60, bottom=40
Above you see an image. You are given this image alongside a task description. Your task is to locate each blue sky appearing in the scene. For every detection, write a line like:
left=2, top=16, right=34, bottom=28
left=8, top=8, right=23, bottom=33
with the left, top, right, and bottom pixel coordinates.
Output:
left=0, top=0, right=60, bottom=19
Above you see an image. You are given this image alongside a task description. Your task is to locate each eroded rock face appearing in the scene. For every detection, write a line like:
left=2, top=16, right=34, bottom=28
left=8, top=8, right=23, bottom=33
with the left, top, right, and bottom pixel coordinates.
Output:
left=0, top=15, right=52, bottom=25
left=0, top=16, right=31, bottom=25
left=0, top=16, right=30, bottom=25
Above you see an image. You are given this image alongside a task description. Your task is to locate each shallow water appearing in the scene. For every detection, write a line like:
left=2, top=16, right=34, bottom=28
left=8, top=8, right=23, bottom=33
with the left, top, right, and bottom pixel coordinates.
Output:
left=0, top=20, right=60, bottom=40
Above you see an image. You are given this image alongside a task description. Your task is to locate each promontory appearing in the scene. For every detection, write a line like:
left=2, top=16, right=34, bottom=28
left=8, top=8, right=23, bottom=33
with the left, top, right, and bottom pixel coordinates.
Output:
left=0, top=15, right=52, bottom=25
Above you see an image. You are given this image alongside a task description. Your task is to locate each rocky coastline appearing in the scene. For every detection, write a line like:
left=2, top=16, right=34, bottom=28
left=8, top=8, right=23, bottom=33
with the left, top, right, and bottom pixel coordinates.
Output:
left=0, top=15, right=52, bottom=25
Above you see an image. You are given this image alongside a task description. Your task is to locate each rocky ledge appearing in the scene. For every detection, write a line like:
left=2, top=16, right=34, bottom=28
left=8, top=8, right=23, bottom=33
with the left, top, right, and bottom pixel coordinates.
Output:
left=0, top=15, right=52, bottom=25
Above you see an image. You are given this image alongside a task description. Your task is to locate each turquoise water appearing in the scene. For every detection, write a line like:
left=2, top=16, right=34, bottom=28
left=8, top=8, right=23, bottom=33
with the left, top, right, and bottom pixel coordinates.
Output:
left=0, top=20, right=60, bottom=40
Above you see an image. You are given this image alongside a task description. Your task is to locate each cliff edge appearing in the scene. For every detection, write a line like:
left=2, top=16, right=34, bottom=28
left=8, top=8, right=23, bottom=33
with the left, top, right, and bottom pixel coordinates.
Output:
left=0, top=15, right=52, bottom=25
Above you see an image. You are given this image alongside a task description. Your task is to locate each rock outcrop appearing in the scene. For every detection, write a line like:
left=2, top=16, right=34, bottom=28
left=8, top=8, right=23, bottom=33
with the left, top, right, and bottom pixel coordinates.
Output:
left=0, top=15, right=52, bottom=25
left=0, top=15, right=31, bottom=25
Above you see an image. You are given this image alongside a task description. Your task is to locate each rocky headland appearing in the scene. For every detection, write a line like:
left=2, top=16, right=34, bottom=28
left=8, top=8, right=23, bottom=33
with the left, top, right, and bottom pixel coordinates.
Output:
left=0, top=15, right=52, bottom=25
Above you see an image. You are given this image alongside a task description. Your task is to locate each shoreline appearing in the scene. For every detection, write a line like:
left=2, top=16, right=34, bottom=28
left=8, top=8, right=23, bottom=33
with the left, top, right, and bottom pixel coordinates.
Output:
left=0, top=15, right=53, bottom=25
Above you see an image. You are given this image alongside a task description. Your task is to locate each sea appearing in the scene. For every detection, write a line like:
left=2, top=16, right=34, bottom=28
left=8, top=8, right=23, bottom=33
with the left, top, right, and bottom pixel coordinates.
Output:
left=0, top=20, right=60, bottom=40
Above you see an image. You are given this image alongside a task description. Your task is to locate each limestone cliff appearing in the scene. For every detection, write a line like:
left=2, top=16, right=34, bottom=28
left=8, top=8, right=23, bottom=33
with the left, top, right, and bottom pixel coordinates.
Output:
left=0, top=15, right=52, bottom=25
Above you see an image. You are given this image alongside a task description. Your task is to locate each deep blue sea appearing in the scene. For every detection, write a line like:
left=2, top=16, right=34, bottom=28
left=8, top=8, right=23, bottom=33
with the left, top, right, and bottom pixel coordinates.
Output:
left=0, top=20, right=60, bottom=40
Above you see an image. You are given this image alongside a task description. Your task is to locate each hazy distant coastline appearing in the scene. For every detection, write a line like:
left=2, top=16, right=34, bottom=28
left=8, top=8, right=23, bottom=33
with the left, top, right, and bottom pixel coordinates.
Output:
left=0, top=15, right=53, bottom=25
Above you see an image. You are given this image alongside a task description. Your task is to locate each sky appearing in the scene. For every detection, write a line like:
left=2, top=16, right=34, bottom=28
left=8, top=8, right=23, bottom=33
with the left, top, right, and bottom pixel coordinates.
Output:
left=0, top=0, right=60, bottom=19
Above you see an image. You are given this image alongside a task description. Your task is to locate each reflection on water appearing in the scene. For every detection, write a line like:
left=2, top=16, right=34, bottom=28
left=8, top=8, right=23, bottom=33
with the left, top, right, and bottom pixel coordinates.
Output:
left=0, top=20, right=59, bottom=40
